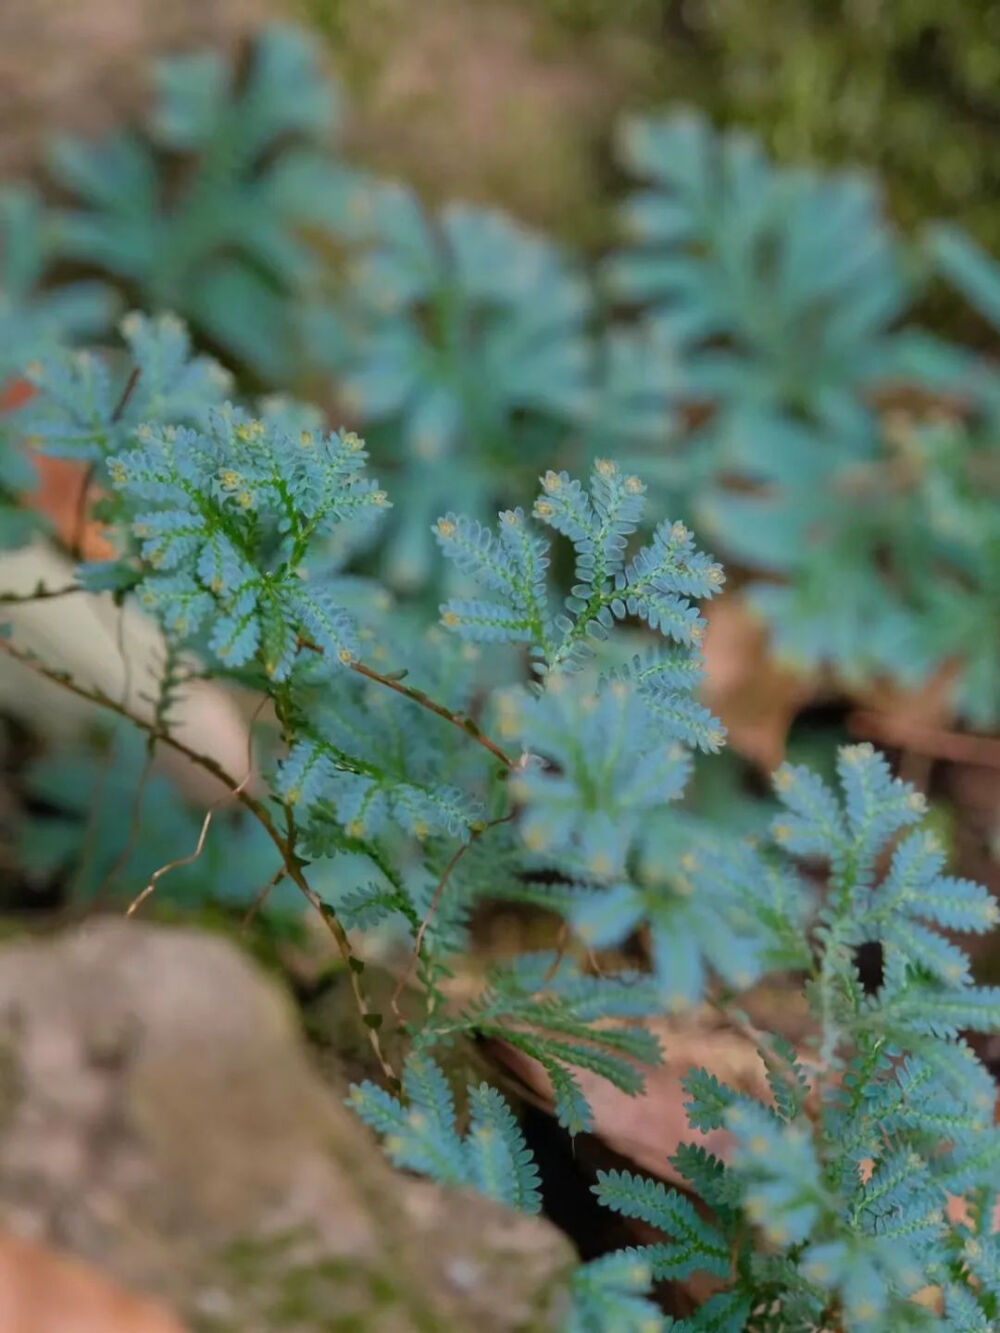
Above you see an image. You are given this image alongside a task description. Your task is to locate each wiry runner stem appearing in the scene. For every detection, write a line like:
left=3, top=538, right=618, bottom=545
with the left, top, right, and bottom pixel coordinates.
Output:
left=0, top=636, right=400, bottom=1086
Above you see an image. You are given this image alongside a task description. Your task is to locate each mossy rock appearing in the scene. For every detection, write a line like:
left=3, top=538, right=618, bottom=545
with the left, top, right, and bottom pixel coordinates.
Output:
left=666, top=0, right=1000, bottom=249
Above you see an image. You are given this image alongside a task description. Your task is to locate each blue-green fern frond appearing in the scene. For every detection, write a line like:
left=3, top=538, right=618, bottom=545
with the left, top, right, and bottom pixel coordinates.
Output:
left=311, top=187, right=590, bottom=588
left=425, top=954, right=662, bottom=1136
left=437, top=463, right=725, bottom=679
left=507, top=678, right=692, bottom=879
left=349, top=1053, right=540, bottom=1210
left=465, top=1083, right=542, bottom=1213
left=0, top=188, right=115, bottom=548
left=593, top=1170, right=731, bottom=1281
left=46, top=25, right=363, bottom=381
left=565, top=1250, right=663, bottom=1333
left=25, top=311, right=230, bottom=473
left=0, top=186, right=114, bottom=390
left=609, top=109, right=906, bottom=433
left=105, top=406, right=388, bottom=678
left=434, top=507, right=554, bottom=658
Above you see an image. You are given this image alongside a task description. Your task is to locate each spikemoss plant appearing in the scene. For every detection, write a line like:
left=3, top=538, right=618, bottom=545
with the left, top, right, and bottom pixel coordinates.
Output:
left=3, top=311, right=999, bottom=1331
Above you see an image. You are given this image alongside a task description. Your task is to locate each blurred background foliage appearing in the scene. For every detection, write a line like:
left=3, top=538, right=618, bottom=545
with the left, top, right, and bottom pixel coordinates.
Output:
left=304, top=0, right=1000, bottom=277
left=0, top=0, right=997, bottom=939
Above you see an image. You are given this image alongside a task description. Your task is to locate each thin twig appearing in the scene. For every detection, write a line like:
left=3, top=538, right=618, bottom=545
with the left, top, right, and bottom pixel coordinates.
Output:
left=242, top=866, right=287, bottom=931
left=92, top=617, right=159, bottom=906
left=0, top=637, right=264, bottom=819
left=0, top=584, right=86, bottom=605
left=126, top=770, right=251, bottom=916
left=849, top=709, right=1000, bottom=771
left=296, top=636, right=514, bottom=767
left=78, top=601, right=135, bottom=906
left=95, top=744, right=155, bottom=904
left=111, top=367, right=142, bottom=424
left=69, top=740, right=113, bottom=905
left=0, top=636, right=399, bottom=1085
left=114, top=594, right=134, bottom=723
left=390, top=810, right=516, bottom=1018
left=111, top=679, right=267, bottom=908
left=125, top=687, right=269, bottom=915
left=70, top=365, right=140, bottom=560
left=542, top=919, right=570, bottom=984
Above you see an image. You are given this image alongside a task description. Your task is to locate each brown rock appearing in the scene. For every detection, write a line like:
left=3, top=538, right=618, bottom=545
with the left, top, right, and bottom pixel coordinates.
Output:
left=0, top=921, right=574, bottom=1331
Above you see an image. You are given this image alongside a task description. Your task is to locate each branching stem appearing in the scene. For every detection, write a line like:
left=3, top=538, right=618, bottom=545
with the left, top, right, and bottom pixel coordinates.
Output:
left=296, top=634, right=515, bottom=768
left=349, top=659, right=514, bottom=769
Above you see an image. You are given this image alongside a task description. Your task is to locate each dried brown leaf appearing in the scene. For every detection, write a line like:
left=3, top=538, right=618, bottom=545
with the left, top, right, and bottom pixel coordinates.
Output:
left=701, top=595, right=816, bottom=771
left=0, top=1230, right=187, bottom=1333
